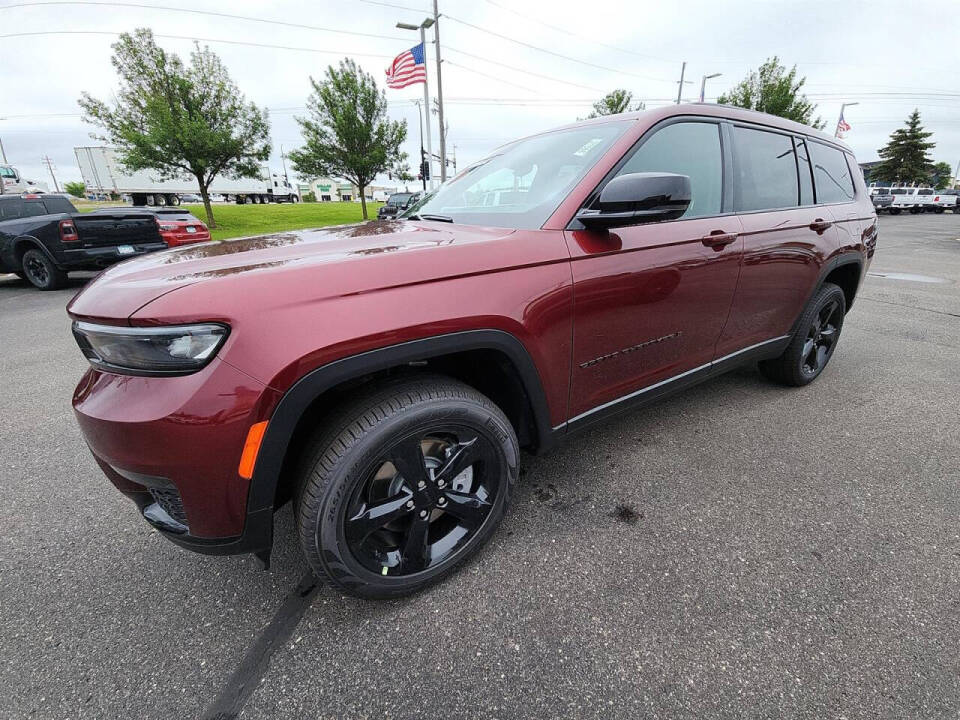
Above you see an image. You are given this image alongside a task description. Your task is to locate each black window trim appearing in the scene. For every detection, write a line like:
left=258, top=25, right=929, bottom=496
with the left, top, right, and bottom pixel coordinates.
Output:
left=567, top=115, right=733, bottom=230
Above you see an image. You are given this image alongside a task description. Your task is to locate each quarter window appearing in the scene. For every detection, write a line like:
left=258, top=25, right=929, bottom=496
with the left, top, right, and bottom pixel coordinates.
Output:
left=21, top=200, right=47, bottom=218
left=615, top=121, right=723, bottom=218
left=808, top=142, right=855, bottom=203
left=733, top=127, right=799, bottom=212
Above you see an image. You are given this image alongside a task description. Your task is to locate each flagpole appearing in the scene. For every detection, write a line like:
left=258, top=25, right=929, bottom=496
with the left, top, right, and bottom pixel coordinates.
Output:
left=835, top=102, right=858, bottom=138
left=419, top=27, right=434, bottom=190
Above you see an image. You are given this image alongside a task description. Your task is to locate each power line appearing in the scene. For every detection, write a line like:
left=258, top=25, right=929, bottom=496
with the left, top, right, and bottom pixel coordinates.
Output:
left=0, top=1, right=410, bottom=42
left=443, top=46, right=602, bottom=92
left=0, top=30, right=395, bottom=57
left=481, top=0, right=676, bottom=65
left=442, top=13, right=674, bottom=84
left=443, top=60, right=540, bottom=94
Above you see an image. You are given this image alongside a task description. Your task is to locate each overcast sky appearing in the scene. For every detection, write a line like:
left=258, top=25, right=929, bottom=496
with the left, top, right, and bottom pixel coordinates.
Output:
left=2, top=0, right=958, bottom=190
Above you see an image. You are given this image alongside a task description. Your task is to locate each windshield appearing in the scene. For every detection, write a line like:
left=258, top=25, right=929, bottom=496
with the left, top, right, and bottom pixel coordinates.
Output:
left=891, top=189, right=909, bottom=195
left=387, top=193, right=414, bottom=206
left=0, top=166, right=16, bottom=179
left=401, top=120, right=631, bottom=229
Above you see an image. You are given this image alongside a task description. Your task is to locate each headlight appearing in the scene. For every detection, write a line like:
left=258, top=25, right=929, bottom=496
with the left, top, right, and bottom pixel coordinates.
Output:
left=72, top=321, right=229, bottom=375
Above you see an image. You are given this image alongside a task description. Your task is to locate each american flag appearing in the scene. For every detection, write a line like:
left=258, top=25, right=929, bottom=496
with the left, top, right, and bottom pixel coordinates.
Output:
left=385, top=42, right=426, bottom=89
left=837, top=111, right=851, bottom=137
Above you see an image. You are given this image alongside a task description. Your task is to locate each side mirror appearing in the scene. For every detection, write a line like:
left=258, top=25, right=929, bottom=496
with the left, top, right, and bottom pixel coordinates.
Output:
left=576, top=172, right=691, bottom=230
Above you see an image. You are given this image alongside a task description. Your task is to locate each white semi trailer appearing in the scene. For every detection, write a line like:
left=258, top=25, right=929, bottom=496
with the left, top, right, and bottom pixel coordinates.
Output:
left=74, top=146, right=299, bottom=206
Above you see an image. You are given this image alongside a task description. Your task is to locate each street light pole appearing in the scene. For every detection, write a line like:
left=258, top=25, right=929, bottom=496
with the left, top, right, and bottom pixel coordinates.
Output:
left=432, top=0, right=447, bottom=182
left=835, top=102, right=859, bottom=138
left=699, top=73, right=721, bottom=103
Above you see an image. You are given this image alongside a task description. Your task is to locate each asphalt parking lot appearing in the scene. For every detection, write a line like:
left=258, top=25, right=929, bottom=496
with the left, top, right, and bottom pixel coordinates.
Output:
left=1, top=213, right=959, bottom=719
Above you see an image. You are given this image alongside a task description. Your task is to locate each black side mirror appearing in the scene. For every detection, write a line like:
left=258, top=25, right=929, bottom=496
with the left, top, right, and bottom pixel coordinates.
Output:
left=576, top=172, right=691, bottom=229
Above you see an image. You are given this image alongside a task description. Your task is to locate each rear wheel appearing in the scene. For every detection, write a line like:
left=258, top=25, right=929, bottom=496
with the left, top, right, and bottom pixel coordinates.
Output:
left=759, top=282, right=846, bottom=387
left=295, top=375, right=518, bottom=599
left=889, top=207, right=901, bottom=215
left=21, top=248, right=67, bottom=290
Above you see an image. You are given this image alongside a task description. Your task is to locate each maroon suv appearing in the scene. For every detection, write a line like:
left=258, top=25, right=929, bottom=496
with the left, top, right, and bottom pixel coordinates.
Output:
left=69, top=105, right=877, bottom=598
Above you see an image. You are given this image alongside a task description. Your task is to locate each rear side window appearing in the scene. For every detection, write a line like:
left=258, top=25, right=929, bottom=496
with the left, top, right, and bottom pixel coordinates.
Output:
left=733, top=127, right=799, bottom=212
left=616, top=121, right=723, bottom=218
left=21, top=200, right=47, bottom=218
left=917, top=189, right=933, bottom=196
left=0, top=200, right=22, bottom=220
left=42, top=196, right=75, bottom=214
left=808, top=142, right=855, bottom=203
left=795, top=138, right=814, bottom=206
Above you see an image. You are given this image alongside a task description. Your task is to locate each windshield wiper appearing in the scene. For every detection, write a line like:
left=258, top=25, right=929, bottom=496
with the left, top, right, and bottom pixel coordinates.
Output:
left=407, top=213, right=454, bottom=223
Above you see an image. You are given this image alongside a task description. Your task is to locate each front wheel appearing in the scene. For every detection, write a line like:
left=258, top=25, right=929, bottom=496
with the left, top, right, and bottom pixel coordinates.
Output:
left=295, top=375, right=519, bottom=599
left=759, top=282, right=846, bottom=387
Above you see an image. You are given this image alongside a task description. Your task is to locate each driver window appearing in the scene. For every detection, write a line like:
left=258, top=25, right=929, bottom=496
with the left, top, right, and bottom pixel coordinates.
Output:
left=614, top=121, right=723, bottom=219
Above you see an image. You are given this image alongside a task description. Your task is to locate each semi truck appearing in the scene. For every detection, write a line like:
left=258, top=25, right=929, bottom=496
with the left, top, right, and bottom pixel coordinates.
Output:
left=74, top=147, right=299, bottom=206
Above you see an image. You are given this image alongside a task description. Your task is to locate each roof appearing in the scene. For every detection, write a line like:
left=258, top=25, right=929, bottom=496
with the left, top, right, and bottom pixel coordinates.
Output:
left=526, top=103, right=852, bottom=153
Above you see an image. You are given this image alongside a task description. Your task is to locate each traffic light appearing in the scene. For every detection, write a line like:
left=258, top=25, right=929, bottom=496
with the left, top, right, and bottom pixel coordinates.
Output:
left=420, top=161, right=430, bottom=181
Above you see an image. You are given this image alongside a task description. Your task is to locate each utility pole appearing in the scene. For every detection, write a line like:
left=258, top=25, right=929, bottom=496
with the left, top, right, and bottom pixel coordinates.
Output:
left=675, top=61, right=687, bottom=104
left=432, top=0, right=447, bottom=182
left=41, top=155, right=60, bottom=192
left=0, top=136, right=7, bottom=164
left=280, top=144, right=289, bottom=182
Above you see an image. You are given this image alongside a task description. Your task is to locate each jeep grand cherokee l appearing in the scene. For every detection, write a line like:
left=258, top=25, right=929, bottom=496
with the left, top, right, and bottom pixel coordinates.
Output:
left=69, top=105, right=877, bottom=599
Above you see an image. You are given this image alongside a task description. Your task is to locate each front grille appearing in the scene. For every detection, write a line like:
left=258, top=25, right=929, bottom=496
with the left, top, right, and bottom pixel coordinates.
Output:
left=149, top=488, right=188, bottom=527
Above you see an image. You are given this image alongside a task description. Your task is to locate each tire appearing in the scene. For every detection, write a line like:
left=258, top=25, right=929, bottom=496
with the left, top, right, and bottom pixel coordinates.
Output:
left=21, top=248, right=67, bottom=290
left=295, top=375, right=519, bottom=599
left=936, top=207, right=945, bottom=214
left=759, top=282, right=846, bottom=387
left=168, top=194, right=180, bottom=206
left=889, top=208, right=901, bottom=215
left=290, top=194, right=299, bottom=203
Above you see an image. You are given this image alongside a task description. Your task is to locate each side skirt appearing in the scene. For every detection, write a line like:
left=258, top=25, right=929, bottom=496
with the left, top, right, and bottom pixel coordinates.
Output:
left=555, top=335, right=790, bottom=438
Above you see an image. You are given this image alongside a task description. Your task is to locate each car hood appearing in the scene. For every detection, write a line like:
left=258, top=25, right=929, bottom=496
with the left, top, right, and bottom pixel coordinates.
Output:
left=67, top=220, right=521, bottom=321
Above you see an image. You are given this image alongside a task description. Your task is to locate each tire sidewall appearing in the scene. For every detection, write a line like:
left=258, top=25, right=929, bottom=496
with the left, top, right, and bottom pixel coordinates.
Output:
left=792, top=283, right=846, bottom=385
left=309, top=398, right=518, bottom=597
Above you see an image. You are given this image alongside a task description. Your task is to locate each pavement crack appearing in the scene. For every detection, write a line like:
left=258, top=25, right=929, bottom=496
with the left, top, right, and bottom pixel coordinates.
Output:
left=201, top=573, right=320, bottom=720
left=858, top=295, right=960, bottom=319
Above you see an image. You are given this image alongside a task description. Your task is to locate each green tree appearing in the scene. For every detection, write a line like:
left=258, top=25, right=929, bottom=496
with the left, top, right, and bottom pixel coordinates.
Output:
left=78, top=28, right=271, bottom=228
left=870, top=110, right=935, bottom=185
left=584, top=89, right=644, bottom=119
left=930, top=161, right=952, bottom=190
left=288, top=59, right=408, bottom=220
left=718, top=57, right=824, bottom=129
left=64, top=181, right=86, bottom=198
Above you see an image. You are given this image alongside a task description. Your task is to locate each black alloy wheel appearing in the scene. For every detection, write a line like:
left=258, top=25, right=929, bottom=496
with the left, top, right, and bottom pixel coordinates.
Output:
left=800, top=297, right=842, bottom=378
left=21, top=248, right=67, bottom=290
left=759, top=282, right=846, bottom=387
left=295, top=375, right=518, bottom=599
left=344, top=429, right=501, bottom=577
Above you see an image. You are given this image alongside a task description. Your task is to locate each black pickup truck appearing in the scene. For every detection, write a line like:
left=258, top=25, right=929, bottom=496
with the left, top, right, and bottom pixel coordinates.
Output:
left=0, top=194, right=165, bottom=290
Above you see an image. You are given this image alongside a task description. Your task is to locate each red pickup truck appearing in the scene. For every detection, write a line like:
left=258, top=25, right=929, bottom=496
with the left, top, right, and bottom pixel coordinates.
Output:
left=68, top=104, right=877, bottom=598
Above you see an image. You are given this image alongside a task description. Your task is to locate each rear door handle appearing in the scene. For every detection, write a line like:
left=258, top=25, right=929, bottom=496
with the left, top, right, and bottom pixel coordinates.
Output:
left=701, top=231, right=738, bottom=251
left=809, top=219, right=833, bottom=233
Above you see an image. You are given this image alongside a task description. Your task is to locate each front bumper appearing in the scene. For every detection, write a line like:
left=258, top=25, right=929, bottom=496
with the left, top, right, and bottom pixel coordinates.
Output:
left=73, top=357, right=280, bottom=554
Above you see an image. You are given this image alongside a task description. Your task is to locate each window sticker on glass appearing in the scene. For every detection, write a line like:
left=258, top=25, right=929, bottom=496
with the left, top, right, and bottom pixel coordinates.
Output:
left=573, top=138, right=604, bottom=157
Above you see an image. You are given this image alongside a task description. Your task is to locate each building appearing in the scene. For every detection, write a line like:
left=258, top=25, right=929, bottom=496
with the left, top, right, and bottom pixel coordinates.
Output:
left=299, top=178, right=401, bottom=203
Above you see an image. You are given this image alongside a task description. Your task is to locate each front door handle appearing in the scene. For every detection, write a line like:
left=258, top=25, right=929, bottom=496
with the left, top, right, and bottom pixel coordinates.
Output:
left=809, top=218, right=833, bottom=234
left=701, top=230, right=738, bottom=251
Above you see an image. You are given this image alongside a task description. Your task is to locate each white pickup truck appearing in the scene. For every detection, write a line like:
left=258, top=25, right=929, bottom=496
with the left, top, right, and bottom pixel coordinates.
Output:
left=889, top=187, right=933, bottom=214
left=0, top=164, right=50, bottom=195
left=928, top=189, right=959, bottom=213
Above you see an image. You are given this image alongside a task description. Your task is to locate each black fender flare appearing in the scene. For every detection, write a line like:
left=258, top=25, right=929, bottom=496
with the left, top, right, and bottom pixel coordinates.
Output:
left=13, top=235, right=58, bottom=267
left=247, top=329, right=555, bottom=516
left=789, top=251, right=864, bottom=337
